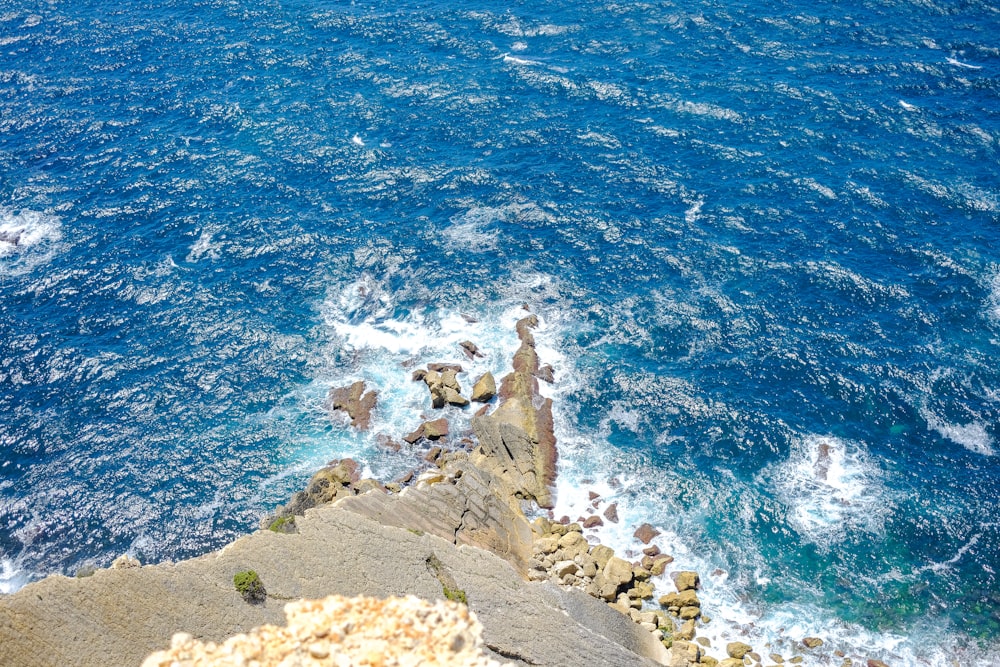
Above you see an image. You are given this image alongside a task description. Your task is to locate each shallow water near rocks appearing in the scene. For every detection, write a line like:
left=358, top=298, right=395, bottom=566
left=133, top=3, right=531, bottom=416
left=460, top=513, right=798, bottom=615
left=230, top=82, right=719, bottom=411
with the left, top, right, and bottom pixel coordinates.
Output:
left=1, top=0, right=999, bottom=664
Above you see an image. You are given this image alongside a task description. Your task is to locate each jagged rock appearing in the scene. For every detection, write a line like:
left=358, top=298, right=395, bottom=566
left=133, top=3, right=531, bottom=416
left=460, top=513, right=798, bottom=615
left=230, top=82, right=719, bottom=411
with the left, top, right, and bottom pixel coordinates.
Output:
left=675, top=619, right=696, bottom=641
left=642, top=545, right=661, bottom=557
left=327, top=381, right=378, bottom=430
left=867, top=661, right=890, bottom=667
left=658, top=589, right=699, bottom=609
left=633, top=523, right=660, bottom=544
left=142, top=595, right=512, bottom=667
left=536, top=364, right=555, bottom=383
left=440, top=369, right=461, bottom=392
left=674, top=571, right=700, bottom=591
left=603, top=557, right=634, bottom=589
left=471, top=372, right=497, bottom=403
left=603, top=503, right=619, bottom=523
left=444, top=386, right=470, bottom=407
left=803, top=637, right=824, bottom=649
left=727, top=642, right=752, bottom=659
left=112, top=555, right=140, bottom=569
left=678, top=606, right=700, bottom=620
left=590, top=544, right=615, bottom=569
left=649, top=555, right=673, bottom=576
left=471, top=315, right=557, bottom=508
left=428, top=363, right=463, bottom=373
left=460, top=341, right=484, bottom=359
left=268, top=459, right=362, bottom=520
left=583, top=515, right=603, bottom=528
left=534, top=536, right=559, bottom=554
left=423, top=418, right=450, bottom=440
left=405, top=424, right=427, bottom=444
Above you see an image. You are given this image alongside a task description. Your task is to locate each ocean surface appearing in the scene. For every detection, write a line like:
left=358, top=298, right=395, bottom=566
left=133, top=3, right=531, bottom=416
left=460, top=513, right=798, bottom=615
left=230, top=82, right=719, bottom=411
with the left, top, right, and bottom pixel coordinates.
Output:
left=1, top=0, right=998, bottom=663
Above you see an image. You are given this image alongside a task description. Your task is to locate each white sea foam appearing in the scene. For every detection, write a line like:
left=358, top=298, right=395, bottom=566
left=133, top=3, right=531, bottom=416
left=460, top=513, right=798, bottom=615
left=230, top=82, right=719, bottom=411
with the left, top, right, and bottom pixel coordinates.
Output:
left=921, top=408, right=995, bottom=456
left=946, top=56, right=982, bottom=70
left=0, top=208, right=62, bottom=273
left=0, top=557, right=30, bottom=594
left=768, top=435, right=889, bottom=547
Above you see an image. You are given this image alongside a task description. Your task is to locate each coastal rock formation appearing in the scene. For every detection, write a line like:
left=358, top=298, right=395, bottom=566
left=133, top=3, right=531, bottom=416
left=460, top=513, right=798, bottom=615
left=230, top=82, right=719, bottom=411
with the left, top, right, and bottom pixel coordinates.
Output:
left=0, top=501, right=667, bottom=667
left=142, top=595, right=512, bottom=667
left=326, top=381, right=378, bottom=430
left=471, top=372, right=497, bottom=403
left=471, top=315, right=557, bottom=509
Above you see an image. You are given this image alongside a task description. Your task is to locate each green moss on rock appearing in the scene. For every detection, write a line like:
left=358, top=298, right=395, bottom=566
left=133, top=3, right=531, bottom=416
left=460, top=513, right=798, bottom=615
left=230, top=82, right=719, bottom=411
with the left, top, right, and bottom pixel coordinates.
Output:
left=233, top=570, right=266, bottom=604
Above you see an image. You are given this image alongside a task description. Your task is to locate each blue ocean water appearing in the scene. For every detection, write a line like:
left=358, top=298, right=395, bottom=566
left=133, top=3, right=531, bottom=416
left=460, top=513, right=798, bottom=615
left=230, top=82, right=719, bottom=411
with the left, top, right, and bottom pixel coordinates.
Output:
left=1, top=0, right=998, bottom=662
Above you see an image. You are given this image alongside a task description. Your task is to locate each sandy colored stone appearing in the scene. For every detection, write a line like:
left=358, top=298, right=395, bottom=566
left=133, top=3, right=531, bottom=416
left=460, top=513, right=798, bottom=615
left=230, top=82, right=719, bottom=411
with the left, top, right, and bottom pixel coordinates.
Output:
left=674, top=570, right=700, bottom=591
left=727, top=641, right=752, bottom=659
left=471, top=372, right=497, bottom=403
left=142, top=595, right=511, bottom=667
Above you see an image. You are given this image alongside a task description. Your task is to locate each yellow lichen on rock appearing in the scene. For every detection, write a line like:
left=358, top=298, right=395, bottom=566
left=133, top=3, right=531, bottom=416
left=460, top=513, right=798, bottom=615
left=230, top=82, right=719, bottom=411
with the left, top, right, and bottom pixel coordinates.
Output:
left=141, top=595, right=513, bottom=667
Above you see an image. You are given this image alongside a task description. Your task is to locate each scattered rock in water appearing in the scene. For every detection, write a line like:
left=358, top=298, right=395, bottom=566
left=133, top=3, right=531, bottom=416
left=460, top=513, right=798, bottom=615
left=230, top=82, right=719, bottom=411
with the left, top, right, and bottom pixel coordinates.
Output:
left=803, top=637, right=824, bottom=649
left=674, top=570, right=700, bottom=592
left=588, top=490, right=600, bottom=500
left=459, top=340, right=484, bottom=359
left=327, top=381, right=378, bottom=430
left=471, top=372, right=496, bottom=402
left=428, top=362, right=463, bottom=373
left=603, top=503, right=619, bottom=523
left=633, top=523, right=660, bottom=544
left=867, top=660, right=890, bottom=667
left=423, top=418, right=449, bottom=440
left=727, top=642, right=752, bottom=659
left=536, top=364, right=555, bottom=383
left=582, top=515, right=603, bottom=528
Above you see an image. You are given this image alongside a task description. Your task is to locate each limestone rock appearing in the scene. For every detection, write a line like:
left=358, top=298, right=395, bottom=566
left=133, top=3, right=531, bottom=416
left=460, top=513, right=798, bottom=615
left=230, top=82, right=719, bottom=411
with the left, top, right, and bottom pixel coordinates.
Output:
left=727, top=641, right=752, bottom=659
left=674, top=570, right=700, bottom=591
left=867, top=661, right=890, bottom=667
left=583, top=515, right=603, bottom=528
left=460, top=340, right=484, bottom=359
left=633, top=523, right=660, bottom=544
left=720, top=659, right=746, bottom=667
left=327, top=381, right=378, bottom=430
left=803, top=636, right=824, bottom=649
left=471, top=372, right=497, bottom=403
left=603, top=557, right=634, bottom=588
left=423, top=418, right=450, bottom=440
left=471, top=315, right=557, bottom=509
left=141, top=595, right=512, bottom=667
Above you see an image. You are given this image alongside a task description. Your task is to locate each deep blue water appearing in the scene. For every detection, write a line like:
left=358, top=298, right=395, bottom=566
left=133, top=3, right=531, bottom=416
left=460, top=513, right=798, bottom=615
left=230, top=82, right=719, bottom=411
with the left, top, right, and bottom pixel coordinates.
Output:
left=1, top=0, right=999, bottom=663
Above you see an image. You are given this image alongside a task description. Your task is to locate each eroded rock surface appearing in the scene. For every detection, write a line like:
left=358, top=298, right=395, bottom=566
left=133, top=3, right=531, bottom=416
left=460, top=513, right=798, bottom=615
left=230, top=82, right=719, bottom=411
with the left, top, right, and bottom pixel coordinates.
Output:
left=142, top=595, right=512, bottom=667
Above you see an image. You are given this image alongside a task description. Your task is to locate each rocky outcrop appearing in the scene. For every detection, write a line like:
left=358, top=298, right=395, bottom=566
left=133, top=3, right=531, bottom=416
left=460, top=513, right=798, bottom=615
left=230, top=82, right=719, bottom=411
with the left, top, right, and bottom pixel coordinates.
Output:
left=142, top=595, right=512, bottom=667
left=471, top=315, right=557, bottom=509
left=264, top=459, right=386, bottom=529
left=415, top=365, right=470, bottom=408
left=326, top=381, right=378, bottom=430
left=0, top=501, right=667, bottom=667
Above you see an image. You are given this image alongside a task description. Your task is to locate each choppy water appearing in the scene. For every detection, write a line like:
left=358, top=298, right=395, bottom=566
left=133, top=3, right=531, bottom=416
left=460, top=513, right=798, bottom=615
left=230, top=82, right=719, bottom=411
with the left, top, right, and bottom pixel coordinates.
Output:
left=2, top=0, right=999, bottom=663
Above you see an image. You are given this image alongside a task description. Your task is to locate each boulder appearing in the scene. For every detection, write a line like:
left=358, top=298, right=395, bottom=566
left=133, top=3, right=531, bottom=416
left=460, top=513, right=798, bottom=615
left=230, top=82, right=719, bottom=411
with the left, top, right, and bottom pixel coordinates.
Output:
left=590, top=545, right=615, bottom=569
left=327, top=381, right=378, bottom=430
left=633, top=523, right=660, bottom=544
left=459, top=341, right=483, bottom=359
left=603, top=557, right=634, bottom=588
left=803, top=637, right=824, bottom=649
left=674, top=571, right=700, bottom=591
left=536, top=364, right=555, bottom=383
left=727, top=642, right=752, bottom=659
left=443, top=386, right=469, bottom=407
left=720, top=659, right=745, bottom=667
left=471, top=372, right=497, bottom=403
left=582, top=515, right=603, bottom=528
left=603, top=503, right=619, bottom=523
left=867, top=661, right=890, bottom=667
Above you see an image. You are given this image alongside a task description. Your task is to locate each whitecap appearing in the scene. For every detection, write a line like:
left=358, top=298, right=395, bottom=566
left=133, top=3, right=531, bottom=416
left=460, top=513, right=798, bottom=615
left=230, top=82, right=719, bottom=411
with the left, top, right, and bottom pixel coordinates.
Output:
left=0, top=557, right=30, bottom=594
left=0, top=207, right=62, bottom=264
left=921, top=408, right=995, bottom=456
left=946, top=56, right=982, bottom=70
left=769, top=435, right=888, bottom=546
